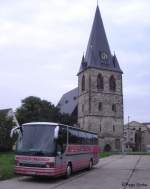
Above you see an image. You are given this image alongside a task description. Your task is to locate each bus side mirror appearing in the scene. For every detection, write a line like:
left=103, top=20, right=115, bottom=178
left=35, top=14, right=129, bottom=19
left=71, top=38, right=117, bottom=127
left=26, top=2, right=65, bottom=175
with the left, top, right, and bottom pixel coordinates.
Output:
left=10, top=126, right=22, bottom=138
left=57, top=151, right=62, bottom=156
left=54, top=126, right=59, bottom=140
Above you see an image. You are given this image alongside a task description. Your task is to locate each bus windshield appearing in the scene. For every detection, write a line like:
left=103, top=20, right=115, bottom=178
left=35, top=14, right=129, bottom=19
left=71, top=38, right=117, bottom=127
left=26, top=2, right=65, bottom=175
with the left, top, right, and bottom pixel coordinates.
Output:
left=16, top=124, right=56, bottom=156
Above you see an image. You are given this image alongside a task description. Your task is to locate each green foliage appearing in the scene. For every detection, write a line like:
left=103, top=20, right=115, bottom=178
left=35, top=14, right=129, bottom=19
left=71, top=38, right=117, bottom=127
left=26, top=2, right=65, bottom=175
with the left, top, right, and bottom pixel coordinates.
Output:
left=100, top=152, right=112, bottom=158
left=16, top=96, right=77, bottom=125
left=59, top=113, right=77, bottom=126
left=0, top=113, right=16, bottom=151
left=0, top=152, right=15, bottom=180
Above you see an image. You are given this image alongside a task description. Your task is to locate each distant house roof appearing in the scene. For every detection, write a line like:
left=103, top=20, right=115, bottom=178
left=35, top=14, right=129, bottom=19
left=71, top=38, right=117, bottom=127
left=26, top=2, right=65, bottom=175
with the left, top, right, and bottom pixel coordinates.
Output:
left=57, top=88, right=78, bottom=115
left=0, top=108, right=12, bottom=115
left=142, top=123, right=150, bottom=130
left=124, top=121, right=147, bottom=131
left=124, top=121, right=143, bottom=126
left=143, top=123, right=150, bottom=125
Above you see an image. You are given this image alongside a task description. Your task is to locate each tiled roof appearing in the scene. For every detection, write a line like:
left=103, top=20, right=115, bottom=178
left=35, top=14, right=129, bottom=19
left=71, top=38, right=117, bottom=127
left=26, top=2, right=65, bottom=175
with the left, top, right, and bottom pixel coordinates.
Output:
left=0, top=108, right=11, bottom=115
left=143, top=123, right=150, bottom=125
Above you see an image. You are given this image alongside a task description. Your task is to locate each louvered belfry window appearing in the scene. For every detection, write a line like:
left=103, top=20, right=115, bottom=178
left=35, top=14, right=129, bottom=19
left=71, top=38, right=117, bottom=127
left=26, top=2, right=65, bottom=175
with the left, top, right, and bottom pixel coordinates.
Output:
left=109, top=75, right=116, bottom=91
left=97, top=74, right=104, bottom=90
left=81, top=75, right=85, bottom=91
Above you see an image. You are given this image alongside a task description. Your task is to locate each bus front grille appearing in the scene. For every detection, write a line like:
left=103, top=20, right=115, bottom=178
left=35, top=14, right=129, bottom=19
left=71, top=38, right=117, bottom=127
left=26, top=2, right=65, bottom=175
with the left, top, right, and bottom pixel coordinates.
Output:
left=20, top=163, right=46, bottom=168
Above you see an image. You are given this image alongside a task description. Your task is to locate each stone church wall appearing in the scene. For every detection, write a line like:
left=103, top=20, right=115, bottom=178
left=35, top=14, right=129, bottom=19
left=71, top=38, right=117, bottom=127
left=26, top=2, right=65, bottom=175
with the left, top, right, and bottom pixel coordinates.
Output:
left=78, top=68, right=124, bottom=151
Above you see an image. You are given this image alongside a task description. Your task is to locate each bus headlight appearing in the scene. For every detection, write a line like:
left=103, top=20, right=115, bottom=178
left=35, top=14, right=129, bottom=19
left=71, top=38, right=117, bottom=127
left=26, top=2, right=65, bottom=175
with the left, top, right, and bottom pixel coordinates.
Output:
left=15, top=160, right=20, bottom=166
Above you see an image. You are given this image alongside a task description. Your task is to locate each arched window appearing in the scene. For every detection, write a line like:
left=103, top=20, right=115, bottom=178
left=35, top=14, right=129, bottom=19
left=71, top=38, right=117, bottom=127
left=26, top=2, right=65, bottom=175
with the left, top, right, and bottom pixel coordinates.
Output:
left=112, top=104, right=116, bottom=112
left=82, top=104, right=84, bottom=113
left=81, top=75, right=85, bottom=91
left=109, top=75, right=116, bottom=91
left=113, top=125, right=115, bottom=132
left=97, top=74, right=104, bottom=90
left=98, top=102, right=102, bottom=111
left=100, top=125, right=102, bottom=132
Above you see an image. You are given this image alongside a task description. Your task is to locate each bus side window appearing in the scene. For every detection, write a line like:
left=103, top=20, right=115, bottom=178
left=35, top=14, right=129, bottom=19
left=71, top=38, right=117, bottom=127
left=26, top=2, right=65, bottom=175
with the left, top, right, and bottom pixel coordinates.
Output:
left=68, top=129, right=74, bottom=144
left=90, top=134, right=94, bottom=145
left=68, top=129, right=72, bottom=144
left=85, top=133, right=90, bottom=145
left=76, top=130, right=80, bottom=144
left=89, top=133, right=93, bottom=145
left=69, top=129, right=79, bottom=144
left=91, top=134, right=94, bottom=145
left=89, top=134, right=92, bottom=145
left=94, top=135, right=98, bottom=144
left=78, top=131, right=82, bottom=144
left=58, top=126, right=67, bottom=153
left=80, top=131, right=86, bottom=144
left=70, top=129, right=85, bottom=145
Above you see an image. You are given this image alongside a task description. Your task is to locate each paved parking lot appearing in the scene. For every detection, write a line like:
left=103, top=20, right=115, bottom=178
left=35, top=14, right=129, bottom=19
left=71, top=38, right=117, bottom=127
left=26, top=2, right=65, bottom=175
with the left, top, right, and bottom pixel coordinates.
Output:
left=0, top=155, right=150, bottom=189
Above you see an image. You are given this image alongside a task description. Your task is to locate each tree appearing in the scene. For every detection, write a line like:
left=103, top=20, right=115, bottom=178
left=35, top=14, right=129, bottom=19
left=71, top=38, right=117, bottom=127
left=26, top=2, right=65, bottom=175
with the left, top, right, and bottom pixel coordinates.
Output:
left=59, top=113, right=77, bottom=126
left=16, top=96, right=77, bottom=125
left=0, top=112, right=16, bottom=151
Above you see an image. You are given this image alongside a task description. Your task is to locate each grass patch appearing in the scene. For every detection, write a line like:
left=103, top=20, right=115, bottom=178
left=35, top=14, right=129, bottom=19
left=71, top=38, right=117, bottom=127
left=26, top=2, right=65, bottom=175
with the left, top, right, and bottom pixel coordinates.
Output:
left=0, top=152, right=15, bottom=180
left=100, top=152, right=112, bottom=158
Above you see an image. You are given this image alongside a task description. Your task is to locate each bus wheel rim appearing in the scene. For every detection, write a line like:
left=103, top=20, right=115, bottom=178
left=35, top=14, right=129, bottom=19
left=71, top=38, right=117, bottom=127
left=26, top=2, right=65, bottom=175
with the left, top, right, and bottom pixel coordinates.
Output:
left=89, top=160, right=92, bottom=169
left=67, top=165, right=71, bottom=177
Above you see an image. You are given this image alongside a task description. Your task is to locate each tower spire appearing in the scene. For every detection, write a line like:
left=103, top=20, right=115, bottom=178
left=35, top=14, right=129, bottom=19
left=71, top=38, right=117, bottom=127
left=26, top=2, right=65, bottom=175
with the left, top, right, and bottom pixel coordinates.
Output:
left=97, top=0, right=99, bottom=6
left=78, top=5, right=122, bottom=74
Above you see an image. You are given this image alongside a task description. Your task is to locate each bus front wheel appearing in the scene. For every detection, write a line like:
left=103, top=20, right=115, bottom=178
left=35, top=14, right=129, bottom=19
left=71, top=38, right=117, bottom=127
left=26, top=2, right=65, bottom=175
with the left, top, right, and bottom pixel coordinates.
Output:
left=65, top=163, right=72, bottom=178
left=88, top=159, right=93, bottom=170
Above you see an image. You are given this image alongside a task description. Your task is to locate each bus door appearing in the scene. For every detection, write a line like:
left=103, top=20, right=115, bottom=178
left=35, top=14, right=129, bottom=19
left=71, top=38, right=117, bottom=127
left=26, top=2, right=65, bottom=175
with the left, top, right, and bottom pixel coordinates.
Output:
left=55, top=126, right=67, bottom=172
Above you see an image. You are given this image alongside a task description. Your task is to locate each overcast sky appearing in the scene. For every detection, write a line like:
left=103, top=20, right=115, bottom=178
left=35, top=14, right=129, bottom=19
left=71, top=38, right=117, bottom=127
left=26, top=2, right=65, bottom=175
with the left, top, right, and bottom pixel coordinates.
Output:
left=0, top=0, right=150, bottom=123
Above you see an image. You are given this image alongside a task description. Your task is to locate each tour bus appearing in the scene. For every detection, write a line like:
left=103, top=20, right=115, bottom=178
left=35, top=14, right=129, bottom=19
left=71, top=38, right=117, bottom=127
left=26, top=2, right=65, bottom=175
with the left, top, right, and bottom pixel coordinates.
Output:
left=11, top=122, right=99, bottom=178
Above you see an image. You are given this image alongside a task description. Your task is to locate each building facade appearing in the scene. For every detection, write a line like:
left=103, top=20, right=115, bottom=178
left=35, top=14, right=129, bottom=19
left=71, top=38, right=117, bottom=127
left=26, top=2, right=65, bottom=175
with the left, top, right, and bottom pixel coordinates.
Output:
left=123, top=121, right=150, bottom=152
left=123, top=126, right=136, bottom=152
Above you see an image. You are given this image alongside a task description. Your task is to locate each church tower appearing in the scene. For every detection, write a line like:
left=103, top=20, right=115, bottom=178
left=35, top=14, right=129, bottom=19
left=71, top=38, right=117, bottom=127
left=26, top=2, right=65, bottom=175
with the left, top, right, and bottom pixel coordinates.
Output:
left=77, top=6, right=124, bottom=151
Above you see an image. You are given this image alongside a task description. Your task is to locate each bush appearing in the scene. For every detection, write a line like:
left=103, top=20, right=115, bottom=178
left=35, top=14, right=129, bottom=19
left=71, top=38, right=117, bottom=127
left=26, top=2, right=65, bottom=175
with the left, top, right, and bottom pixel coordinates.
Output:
left=0, top=112, right=16, bottom=152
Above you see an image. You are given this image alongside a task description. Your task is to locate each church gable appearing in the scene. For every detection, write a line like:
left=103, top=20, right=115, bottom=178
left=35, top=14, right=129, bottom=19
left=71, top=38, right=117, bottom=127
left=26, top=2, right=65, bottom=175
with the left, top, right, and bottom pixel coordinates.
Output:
left=57, top=88, right=78, bottom=115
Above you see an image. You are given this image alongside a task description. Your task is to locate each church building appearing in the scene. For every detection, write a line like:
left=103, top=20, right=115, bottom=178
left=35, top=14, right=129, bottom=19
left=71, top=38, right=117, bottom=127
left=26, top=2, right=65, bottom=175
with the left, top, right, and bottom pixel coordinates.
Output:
left=58, top=5, right=124, bottom=151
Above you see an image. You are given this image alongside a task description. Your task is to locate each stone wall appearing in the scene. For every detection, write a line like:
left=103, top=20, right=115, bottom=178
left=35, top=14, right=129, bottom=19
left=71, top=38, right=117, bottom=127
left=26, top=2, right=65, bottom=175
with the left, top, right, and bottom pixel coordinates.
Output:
left=78, top=68, right=124, bottom=151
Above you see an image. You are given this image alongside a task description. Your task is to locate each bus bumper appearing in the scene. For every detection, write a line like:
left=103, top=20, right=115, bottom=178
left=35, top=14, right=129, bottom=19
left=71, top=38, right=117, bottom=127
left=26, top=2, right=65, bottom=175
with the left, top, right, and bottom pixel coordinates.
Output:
left=15, top=166, right=65, bottom=177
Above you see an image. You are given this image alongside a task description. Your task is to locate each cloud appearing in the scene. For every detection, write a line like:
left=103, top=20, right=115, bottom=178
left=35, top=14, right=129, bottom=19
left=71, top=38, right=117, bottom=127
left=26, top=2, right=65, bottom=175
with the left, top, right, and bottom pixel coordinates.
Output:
left=102, top=0, right=150, bottom=25
left=0, top=0, right=149, bottom=123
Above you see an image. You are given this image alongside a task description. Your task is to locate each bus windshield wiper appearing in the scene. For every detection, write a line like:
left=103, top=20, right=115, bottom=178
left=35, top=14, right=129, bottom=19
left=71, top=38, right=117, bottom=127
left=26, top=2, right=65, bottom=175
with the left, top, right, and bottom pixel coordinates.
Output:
left=29, top=150, right=45, bottom=156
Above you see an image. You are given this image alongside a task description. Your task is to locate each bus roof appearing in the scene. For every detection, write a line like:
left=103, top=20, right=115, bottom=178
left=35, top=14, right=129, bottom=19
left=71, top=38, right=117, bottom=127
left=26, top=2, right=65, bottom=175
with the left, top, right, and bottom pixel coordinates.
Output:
left=22, top=122, right=97, bottom=135
left=22, top=122, right=59, bottom=126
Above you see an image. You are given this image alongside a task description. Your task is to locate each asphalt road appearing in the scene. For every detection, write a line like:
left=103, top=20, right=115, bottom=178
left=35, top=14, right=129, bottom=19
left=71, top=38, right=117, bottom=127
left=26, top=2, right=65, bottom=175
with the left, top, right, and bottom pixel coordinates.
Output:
left=0, top=155, right=150, bottom=189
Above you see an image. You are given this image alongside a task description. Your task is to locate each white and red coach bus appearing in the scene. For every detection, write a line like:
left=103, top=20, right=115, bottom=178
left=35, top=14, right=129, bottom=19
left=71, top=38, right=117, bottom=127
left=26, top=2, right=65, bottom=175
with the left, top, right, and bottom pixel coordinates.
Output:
left=11, top=122, right=99, bottom=178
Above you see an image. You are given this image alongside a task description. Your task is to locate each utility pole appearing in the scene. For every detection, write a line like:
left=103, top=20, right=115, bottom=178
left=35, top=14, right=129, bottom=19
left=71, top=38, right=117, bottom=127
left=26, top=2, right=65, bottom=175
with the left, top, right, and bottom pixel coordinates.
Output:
left=127, top=116, right=130, bottom=152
